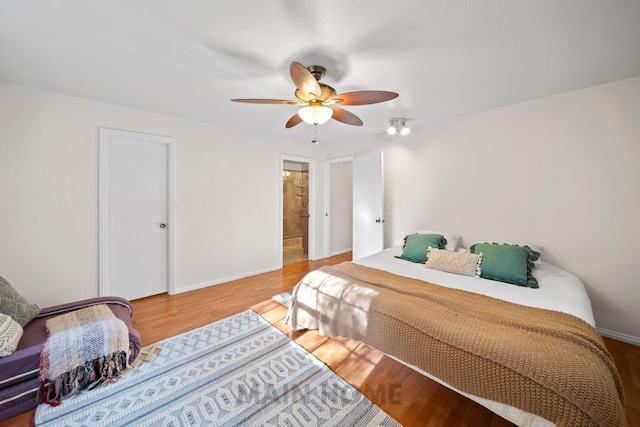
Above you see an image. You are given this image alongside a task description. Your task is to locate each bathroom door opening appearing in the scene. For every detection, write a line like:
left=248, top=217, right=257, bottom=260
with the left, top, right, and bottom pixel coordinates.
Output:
left=281, top=157, right=313, bottom=265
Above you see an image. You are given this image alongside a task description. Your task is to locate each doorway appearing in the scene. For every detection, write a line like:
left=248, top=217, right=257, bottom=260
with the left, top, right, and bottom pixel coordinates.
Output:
left=281, top=155, right=314, bottom=265
left=324, top=152, right=384, bottom=260
left=324, top=156, right=354, bottom=257
left=99, top=128, right=174, bottom=300
left=282, top=160, right=309, bottom=264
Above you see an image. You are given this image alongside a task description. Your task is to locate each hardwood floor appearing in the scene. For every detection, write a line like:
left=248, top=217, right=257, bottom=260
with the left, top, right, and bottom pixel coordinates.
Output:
left=3, top=252, right=638, bottom=426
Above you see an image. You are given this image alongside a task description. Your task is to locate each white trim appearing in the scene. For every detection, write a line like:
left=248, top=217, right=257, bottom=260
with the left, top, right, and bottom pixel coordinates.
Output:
left=172, top=265, right=281, bottom=294
left=324, top=156, right=354, bottom=259
left=326, top=156, right=355, bottom=163
left=99, top=128, right=175, bottom=297
left=166, top=140, right=175, bottom=295
left=597, top=327, right=640, bottom=346
left=99, top=131, right=108, bottom=297
left=280, top=154, right=316, bottom=265
left=329, top=248, right=353, bottom=257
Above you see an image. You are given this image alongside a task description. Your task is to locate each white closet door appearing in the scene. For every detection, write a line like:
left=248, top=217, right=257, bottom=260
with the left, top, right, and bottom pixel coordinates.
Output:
left=101, top=129, right=172, bottom=300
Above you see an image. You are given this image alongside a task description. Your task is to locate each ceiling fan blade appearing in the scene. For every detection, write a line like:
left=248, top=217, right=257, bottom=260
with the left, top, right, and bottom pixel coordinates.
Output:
left=231, top=98, right=301, bottom=105
left=333, top=91, right=399, bottom=105
left=331, top=107, right=363, bottom=126
left=290, top=62, right=321, bottom=99
left=285, top=113, right=303, bottom=128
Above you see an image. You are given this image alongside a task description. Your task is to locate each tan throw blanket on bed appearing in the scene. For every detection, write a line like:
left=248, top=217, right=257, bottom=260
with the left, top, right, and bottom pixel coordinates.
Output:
left=40, top=304, right=129, bottom=405
left=286, top=262, right=627, bottom=427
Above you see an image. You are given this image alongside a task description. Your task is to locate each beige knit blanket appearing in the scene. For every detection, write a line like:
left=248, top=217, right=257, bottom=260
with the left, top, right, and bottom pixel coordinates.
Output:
left=286, top=262, right=627, bottom=427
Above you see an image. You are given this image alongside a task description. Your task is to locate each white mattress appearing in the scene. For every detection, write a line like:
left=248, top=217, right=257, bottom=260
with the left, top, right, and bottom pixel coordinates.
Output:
left=355, top=246, right=595, bottom=326
left=352, top=246, right=596, bottom=426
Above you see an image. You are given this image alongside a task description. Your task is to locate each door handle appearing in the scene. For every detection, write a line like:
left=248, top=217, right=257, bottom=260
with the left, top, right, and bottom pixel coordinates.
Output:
left=375, top=217, right=385, bottom=223
left=160, top=223, right=166, bottom=228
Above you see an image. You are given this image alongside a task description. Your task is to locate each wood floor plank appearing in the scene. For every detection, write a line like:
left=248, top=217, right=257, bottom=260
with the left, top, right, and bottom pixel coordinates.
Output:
left=2, top=251, right=638, bottom=427
left=603, top=336, right=640, bottom=426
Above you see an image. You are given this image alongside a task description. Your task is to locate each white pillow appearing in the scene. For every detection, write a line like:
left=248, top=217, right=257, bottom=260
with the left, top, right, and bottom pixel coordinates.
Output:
left=0, top=313, right=23, bottom=357
left=414, top=229, right=462, bottom=252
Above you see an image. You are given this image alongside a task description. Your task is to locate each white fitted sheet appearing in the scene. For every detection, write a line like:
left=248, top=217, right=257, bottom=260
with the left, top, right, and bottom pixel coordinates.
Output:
left=355, top=246, right=595, bottom=326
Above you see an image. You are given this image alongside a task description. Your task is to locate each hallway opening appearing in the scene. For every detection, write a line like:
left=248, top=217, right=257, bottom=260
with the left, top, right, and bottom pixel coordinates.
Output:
left=282, top=160, right=309, bottom=265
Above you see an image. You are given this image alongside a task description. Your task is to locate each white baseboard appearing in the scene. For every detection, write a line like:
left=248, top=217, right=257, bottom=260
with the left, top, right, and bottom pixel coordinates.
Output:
left=172, top=265, right=282, bottom=295
left=597, top=327, right=640, bottom=346
left=330, top=248, right=352, bottom=257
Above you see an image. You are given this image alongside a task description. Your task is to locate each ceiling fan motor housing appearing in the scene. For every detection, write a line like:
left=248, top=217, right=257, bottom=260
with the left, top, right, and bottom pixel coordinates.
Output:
left=307, top=65, right=327, bottom=81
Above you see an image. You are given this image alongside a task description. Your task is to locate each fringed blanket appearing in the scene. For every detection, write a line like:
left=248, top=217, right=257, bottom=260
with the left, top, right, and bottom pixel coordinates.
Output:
left=287, top=262, right=628, bottom=427
left=39, top=304, right=129, bottom=405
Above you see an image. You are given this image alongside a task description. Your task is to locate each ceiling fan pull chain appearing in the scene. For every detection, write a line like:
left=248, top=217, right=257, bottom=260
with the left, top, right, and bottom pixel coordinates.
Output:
left=312, top=124, right=318, bottom=144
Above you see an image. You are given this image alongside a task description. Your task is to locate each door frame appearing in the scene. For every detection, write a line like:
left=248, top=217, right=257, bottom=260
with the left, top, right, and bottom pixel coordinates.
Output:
left=324, top=155, right=354, bottom=258
left=280, top=154, right=315, bottom=265
left=99, top=128, right=175, bottom=297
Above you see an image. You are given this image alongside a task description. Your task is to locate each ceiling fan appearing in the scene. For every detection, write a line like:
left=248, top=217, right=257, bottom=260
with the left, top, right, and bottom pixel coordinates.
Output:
left=231, top=62, right=399, bottom=129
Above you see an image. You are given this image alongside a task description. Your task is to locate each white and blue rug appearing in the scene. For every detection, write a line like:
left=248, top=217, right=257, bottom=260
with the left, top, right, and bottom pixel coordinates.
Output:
left=34, top=310, right=401, bottom=426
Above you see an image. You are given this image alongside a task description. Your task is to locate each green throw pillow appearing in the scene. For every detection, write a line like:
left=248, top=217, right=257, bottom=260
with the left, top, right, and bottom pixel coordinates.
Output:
left=470, top=243, right=539, bottom=288
left=396, top=233, right=447, bottom=264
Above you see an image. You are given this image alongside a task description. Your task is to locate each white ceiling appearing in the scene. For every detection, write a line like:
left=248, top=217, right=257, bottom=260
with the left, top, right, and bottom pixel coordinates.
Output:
left=2, top=0, right=640, bottom=144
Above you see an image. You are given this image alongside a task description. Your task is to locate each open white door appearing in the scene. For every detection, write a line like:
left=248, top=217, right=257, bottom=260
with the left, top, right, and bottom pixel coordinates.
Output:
left=352, top=152, right=384, bottom=260
left=100, top=129, right=173, bottom=300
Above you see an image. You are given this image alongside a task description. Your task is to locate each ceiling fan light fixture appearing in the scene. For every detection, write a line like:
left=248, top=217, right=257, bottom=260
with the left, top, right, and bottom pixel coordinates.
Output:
left=298, top=105, right=333, bottom=125
left=387, top=118, right=410, bottom=137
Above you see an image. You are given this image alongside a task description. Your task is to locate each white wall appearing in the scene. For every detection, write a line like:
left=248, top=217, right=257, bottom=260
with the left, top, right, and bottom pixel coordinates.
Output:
left=0, top=82, right=326, bottom=305
left=327, top=76, right=640, bottom=343
left=2, top=76, right=638, bottom=344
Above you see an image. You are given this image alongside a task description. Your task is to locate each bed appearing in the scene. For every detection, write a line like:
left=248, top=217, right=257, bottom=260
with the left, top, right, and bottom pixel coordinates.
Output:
left=285, top=234, right=627, bottom=427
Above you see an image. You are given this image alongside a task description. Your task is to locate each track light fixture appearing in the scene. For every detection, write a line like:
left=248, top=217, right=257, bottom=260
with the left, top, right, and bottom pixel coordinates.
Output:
left=387, top=118, right=410, bottom=137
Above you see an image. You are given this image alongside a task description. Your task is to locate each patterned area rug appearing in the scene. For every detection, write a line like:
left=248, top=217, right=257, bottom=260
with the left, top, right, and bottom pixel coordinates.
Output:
left=33, top=310, right=401, bottom=427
